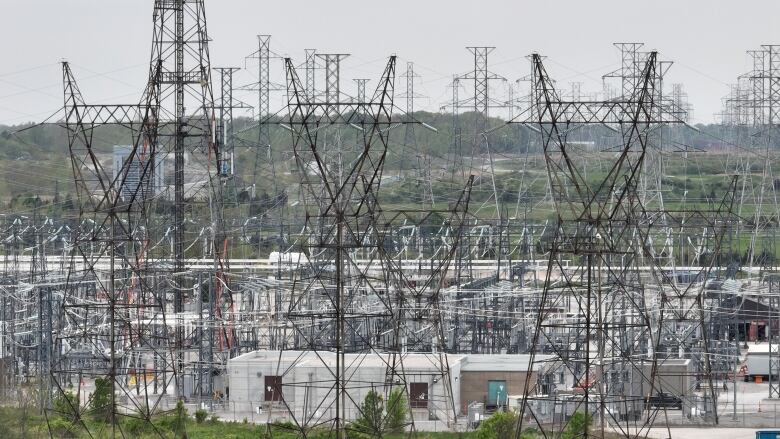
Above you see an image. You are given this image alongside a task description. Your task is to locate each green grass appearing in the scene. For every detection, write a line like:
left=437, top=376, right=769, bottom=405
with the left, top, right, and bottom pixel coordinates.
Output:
left=0, top=405, right=486, bottom=439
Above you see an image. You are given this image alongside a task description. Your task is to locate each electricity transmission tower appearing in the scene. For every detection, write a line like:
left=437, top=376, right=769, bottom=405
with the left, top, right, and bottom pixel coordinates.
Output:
left=515, top=52, right=736, bottom=437
left=58, top=1, right=228, bottom=435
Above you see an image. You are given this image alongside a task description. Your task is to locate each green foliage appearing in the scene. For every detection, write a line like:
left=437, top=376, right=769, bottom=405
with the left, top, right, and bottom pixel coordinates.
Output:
left=385, top=387, right=409, bottom=434
left=476, top=411, right=517, bottom=439
left=271, top=420, right=296, bottom=430
left=90, top=377, right=113, bottom=422
left=0, top=404, right=547, bottom=439
left=519, top=427, right=540, bottom=439
left=47, top=417, right=78, bottom=438
left=0, top=405, right=42, bottom=439
left=158, top=400, right=189, bottom=437
left=173, top=400, right=188, bottom=435
left=307, top=426, right=334, bottom=439
left=123, top=415, right=154, bottom=436
left=350, top=388, right=409, bottom=437
left=195, top=408, right=209, bottom=424
left=562, top=411, right=591, bottom=439
left=351, top=389, right=385, bottom=437
left=53, top=390, right=80, bottom=422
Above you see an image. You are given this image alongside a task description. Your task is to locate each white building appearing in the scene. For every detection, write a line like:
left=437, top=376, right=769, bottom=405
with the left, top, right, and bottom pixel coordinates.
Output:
left=226, top=350, right=549, bottom=428
left=227, top=350, right=462, bottom=424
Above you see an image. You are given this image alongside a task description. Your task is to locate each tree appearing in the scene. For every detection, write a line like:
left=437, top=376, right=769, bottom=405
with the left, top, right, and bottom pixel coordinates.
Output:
left=160, top=400, right=189, bottom=438
left=53, top=390, right=80, bottom=422
left=385, top=387, right=408, bottom=433
left=90, top=377, right=113, bottom=422
left=562, top=411, right=591, bottom=439
left=352, top=390, right=384, bottom=437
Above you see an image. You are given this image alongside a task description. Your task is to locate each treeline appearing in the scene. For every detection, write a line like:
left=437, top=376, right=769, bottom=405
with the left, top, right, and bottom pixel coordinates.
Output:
left=1, top=114, right=778, bottom=205
left=4, top=114, right=765, bottom=167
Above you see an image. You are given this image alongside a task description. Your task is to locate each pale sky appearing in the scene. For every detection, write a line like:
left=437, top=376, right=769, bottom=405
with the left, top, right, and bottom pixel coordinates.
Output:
left=1, top=0, right=779, bottom=126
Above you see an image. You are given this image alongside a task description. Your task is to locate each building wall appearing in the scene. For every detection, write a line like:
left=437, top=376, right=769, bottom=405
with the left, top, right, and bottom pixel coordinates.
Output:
left=228, top=352, right=463, bottom=420
left=459, top=371, right=535, bottom=413
left=640, top=363, right=691, bottom=398
left=227, top=355, right=302, bottom=411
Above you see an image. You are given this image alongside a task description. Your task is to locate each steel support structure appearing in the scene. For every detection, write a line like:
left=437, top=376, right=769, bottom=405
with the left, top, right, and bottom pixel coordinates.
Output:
left=515, top=52, right=735, bottom=438
left=271, top=54, right=474, bottom=438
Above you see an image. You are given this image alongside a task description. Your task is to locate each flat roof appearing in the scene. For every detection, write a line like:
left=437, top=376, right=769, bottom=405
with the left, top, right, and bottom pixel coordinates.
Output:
left=460, top=354, right=553, bottom=372
left=228, top=350, right=465, bottom=371
left=748, top=343, right=771, bottom=354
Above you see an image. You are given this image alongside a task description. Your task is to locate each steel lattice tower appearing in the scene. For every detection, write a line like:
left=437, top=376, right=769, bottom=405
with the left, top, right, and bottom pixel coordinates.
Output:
left=400, top=61, right=434, bottom=206
left=764, top=45, right=780, bottom=125
left=514, top=52, right=735, bottom=436
left=748, top=50, right=766, bottom=125
left=318, top=54, right=349, bottom=116
left=249, top=35, right=272, bottom=187
left=305, top=48, right=317, bottom=100
left=273, top=54, right=474, bottom=438
left=215, top=67, right=240, bottom=177
left=57, top=1, right=228, bottom=435
left=466, top=46, right=495, bottom=137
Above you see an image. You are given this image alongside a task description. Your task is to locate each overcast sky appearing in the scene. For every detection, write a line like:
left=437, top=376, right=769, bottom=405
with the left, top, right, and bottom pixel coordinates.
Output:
left=1, top=0, right=779, bottom=126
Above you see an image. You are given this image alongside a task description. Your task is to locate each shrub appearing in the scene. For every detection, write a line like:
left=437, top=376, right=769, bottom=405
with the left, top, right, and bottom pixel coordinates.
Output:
left=52, top=390, right=79, bottom=422
left=271, top=420, right=296, bottom=430
left=385, top=388, right=408, bottom=434
left=520, top=427, right=540, bottom=439
left=90, top=377, right=113, bottom=422
left=350, top=388, right=409, bottom=438
left=476, top=411, right=517, bottom=439
left=159, top=400, right=189, bottom=436
left=195, top=408, right=208, bottom=424
left=562, top=411, right=591, bottom=439
left=352, top=389, right=384, bottom=436
left=47, top=417, right=78, bottom=438
left=308, top=426, right=333, bottom=439
left=124, top=416, right=153, bottom=436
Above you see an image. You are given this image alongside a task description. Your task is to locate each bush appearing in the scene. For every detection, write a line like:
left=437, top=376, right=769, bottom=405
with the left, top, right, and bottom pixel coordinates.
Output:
left=385, top=387, right=408, bottom=433
left=90, top=377, right=113, bottom=422
left=47, top=417, right=78, bottom=438
left=124, top=416, right=153, bottom=436
left=562, top=411, right=591, bottom=439
left=352, top=389, right=385, bottom=437
left=158, top=400, right=188, bottom=436
left=476, top=411, right=517, bottom=439
left=52, top=390, right=79, bottom=422
left=195, top=408, right=208, bottom=424
left=520, top=427, right=540, bottom=438
left=308, top=426, right=333, bottom=439
left=271, top=420, right=296, bottom=430
left=350, top=388, right=409, bottom=437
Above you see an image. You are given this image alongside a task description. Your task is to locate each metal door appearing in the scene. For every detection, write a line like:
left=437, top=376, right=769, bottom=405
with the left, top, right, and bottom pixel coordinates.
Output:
left=487, top=380, right=507, bottom=406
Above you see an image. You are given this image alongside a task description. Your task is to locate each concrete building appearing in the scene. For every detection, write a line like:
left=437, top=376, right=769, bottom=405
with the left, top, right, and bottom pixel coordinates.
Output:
left=226, top=350, right=546, bottom=424
left=459, top=354, right=550, bottom=413
left=227, top=350, right=461, bottom=423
